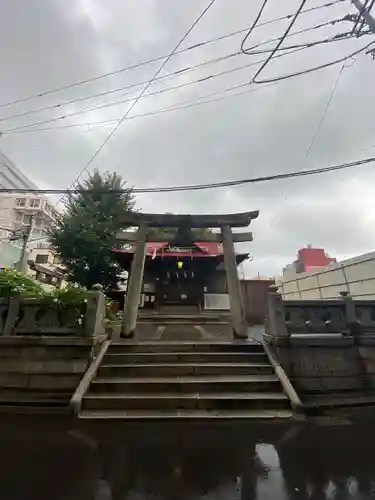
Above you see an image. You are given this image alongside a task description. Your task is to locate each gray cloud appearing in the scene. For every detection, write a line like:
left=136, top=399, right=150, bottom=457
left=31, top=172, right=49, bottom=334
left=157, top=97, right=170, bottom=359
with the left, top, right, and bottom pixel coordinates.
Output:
left=1, top=0, right=375, bottom=276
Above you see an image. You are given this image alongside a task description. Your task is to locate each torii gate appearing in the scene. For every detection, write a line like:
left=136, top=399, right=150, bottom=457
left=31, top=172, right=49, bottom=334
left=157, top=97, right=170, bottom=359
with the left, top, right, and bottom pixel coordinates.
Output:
left=116, top=211, right=259, bottom=339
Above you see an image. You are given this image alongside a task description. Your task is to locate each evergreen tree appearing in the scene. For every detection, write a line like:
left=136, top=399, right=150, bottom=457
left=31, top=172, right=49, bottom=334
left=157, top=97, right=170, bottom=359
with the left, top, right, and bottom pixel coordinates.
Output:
left=49, top=170, right=135, bottom=290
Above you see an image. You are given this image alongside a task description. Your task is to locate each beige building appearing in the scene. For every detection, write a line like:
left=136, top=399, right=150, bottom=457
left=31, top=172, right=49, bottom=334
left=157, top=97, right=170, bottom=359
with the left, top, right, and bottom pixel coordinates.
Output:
left=0, top=194, right=57, bottom=244
left=0, top=149, right=57, bottom=245
left=27, top=244, right=66, bottom=290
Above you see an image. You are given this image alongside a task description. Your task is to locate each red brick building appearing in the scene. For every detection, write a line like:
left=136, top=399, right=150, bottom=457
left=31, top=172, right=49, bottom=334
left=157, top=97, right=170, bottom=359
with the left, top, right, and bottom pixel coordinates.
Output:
left=294, top=246, right=336, bottom=273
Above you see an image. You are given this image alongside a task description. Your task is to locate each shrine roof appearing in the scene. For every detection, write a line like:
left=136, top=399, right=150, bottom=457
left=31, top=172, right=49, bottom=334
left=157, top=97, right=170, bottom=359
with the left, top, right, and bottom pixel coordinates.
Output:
left=112, top=241, right=247, bottom=257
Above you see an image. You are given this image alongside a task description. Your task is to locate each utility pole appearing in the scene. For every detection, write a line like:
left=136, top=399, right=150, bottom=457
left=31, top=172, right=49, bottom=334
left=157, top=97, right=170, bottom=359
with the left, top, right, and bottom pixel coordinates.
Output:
left=14, top=216, right=34, bottom=273
left=352, top=0, right=375, bottom=33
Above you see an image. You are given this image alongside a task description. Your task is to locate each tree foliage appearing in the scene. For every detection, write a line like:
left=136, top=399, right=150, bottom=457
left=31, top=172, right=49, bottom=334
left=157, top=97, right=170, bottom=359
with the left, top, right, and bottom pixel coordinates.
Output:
left=0, top=269, right=45, bottom=297
left=49, top=170, right=135, bottom=291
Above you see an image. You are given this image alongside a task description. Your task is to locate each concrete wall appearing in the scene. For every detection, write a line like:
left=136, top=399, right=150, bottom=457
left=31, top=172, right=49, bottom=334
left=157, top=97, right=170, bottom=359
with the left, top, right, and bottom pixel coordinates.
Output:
left=277, top=251, right=375, bottom=300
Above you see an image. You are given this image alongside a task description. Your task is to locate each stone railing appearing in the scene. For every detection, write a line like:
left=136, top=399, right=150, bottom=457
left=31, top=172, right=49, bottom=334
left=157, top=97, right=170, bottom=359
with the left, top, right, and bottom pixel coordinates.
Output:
left=265, top=286, right=375, bottom=342
left=0, top=285, right=106, bottom=337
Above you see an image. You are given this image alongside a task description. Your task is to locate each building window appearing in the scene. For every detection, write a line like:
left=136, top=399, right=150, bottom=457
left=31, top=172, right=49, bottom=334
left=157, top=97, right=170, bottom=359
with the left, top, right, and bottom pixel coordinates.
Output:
left=30, top=199, right=40, bottom=208
left=35, top=254, right=48, bottom=264
left=16, top=198, right=26, bottom=207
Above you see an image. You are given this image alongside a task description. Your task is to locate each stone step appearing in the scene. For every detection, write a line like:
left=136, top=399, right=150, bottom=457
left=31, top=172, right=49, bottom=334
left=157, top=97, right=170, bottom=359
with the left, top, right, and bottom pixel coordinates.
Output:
left=79, top=408, right=292, bottom=420
left=138, top=316, right=226, bottom=324
left=90, top=375, right=280, bottom=394
left=157, top=305, right=200, bottom=314
left=109, top=341, right=263, bottom=354
left=103, top=351, right=269, bottom=365
left=83, top=392, right=289, bottom=411
left=97, top=363, right=273, bottom=378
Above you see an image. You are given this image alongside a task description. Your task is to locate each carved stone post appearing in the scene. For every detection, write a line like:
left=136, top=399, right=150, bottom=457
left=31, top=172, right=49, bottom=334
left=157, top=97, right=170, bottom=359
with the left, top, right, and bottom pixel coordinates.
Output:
left=122, top=224, right=147, bottom=338
left=84, top=284, right=106, bottom=336
left=340, top=290, right=359, bottom=336
left=264, top=285, right=288, bottom=341
left=3, top=292, right=20, bottom=336
left=221, top=224, right=247, bottom=339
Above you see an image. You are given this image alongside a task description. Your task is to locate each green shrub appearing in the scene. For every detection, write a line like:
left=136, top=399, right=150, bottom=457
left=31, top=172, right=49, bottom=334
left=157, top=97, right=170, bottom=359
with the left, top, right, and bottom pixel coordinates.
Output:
left=0, top=269, right=45, bottom=298
left=0, top=271, right=115, bottom=322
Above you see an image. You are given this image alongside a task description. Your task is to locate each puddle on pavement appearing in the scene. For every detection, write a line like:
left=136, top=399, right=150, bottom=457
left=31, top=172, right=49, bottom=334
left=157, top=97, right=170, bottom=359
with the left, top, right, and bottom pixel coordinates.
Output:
left=1, top=420, right=375, bottom=499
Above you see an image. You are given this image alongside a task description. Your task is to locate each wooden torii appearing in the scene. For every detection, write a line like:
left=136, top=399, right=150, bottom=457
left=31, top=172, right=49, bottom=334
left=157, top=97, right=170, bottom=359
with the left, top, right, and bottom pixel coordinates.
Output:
left=116, top=211, right=259, bottom=339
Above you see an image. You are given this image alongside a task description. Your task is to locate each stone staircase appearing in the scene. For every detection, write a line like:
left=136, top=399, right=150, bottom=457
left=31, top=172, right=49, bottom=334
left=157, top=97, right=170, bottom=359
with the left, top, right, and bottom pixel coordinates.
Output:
left=78, top=341, right=293, bottom=420
left=135, top=308, right=232, bottom=341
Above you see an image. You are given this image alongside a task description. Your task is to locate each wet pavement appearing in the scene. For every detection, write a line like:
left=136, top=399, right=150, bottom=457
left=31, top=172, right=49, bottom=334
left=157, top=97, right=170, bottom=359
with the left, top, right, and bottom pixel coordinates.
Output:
left=1, top=418, right=375, bottom=499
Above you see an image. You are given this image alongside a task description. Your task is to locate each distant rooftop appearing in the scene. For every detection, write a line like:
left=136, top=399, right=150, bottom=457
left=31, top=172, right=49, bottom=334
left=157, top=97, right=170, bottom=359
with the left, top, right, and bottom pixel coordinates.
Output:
left=0, top=148, right=39, bottom=191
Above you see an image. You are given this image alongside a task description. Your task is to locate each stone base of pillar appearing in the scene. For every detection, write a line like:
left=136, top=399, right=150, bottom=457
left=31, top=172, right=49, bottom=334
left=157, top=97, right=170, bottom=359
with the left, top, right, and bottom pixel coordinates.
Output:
left=233, top=327, right=248, bottom=339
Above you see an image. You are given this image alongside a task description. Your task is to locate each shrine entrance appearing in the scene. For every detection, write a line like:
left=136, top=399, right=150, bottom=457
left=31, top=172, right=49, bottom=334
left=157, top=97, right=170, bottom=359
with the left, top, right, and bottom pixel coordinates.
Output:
left=115, top=211, right=259, bottom=339
left=155, top=262, right=205, bottom=309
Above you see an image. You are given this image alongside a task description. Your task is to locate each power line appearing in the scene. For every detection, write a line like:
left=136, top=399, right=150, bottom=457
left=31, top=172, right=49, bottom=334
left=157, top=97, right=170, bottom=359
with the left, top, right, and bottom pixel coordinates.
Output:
left=0, top=0, right=347, bottom=111
left=1, top=46, right=311, bottom=135
left=267, top=62, right=347, bottom=230
left=0, top=18, right=351, bottom=128
left=3, top=40, right=371, bottom=138
left=252, top=37, right=375, bottom=83
left=0, top=56, right=276, bottom=131
left=1, top=155, right=374, bottom=194
left=241, top=0, right=270, bottom=54
left=1, top=81, right=280, bottom=136
left=252, top=0, right=309, bottom=83
left=352, top=0, right=372, bottom=32
left=0, top=52, right=239, bottom=123
left=242, top=16, right=351, bottom=55
left=57, top=0, right=219, bottom=206
left=2, top=27, right=364, bottom=136
left=241, top=27, right=371, bottom=57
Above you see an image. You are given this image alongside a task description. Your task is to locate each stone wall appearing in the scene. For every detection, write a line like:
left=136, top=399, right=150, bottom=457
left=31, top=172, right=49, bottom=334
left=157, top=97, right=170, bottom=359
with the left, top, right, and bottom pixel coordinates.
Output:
left=264, top=288, right=375, bottom=395
left=0, top=336, right=106, bottom=406
left=0, top=287, right=107, bottom=409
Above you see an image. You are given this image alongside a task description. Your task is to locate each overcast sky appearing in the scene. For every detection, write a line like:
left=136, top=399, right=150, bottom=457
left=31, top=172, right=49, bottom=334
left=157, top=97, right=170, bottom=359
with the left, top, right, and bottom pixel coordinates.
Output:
left=1, top=0, right=375, bottom=277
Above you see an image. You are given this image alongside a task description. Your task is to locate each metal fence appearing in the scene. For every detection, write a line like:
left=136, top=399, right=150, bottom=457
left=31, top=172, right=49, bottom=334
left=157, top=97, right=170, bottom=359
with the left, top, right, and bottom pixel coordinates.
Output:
left=277, top=251, right=375, bottom=300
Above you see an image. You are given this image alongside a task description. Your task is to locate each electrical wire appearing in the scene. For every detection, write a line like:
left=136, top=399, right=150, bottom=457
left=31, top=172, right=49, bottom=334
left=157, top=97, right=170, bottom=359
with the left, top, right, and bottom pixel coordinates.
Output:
left=240, top=28, right=371, bottom=57
left=252, top=0, right=309, bottom=82
left=267, top=62, right=347, bottom=230
left=0, top=155, right=374, bottom=194
left=0, top=52, right=240, bottom=123
left=3, top=40, right=372, bottom=138
left=251, top=38, right=375, bottom=83
left=57, top=0, right=219, bottom=206
left=0, top=55, right=278, bottom=129
left=3, top=38, right=373, bottom=138
left=352, top=0, right=371, bottom=33
left=1, top=46, right=310, bottom=135
left=241, top=0, right=270, bottom=54
left=0, top=0, right=347, bottom=111
left=1, top=81, right=280, bottom=136
left=3, top=27, right=364, bottom=135
left=242, top=16, right=350, bottom=55
left=1, top=49, right=314, bottom=138
left=357, top=0, right=375, bottom=33
left=0, top=16, right=351, bottom=125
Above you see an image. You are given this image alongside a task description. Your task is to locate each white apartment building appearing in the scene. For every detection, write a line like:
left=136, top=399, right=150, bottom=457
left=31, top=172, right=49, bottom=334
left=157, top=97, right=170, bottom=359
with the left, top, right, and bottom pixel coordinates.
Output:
left=0, top=149, right=56, bottom=245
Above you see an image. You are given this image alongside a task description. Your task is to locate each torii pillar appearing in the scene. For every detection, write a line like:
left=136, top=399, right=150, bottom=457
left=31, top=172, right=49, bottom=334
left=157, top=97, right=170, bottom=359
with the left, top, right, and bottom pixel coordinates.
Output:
left=221, top=224, right=248, bottom=339
left=121, top=224, right=147, bottom=338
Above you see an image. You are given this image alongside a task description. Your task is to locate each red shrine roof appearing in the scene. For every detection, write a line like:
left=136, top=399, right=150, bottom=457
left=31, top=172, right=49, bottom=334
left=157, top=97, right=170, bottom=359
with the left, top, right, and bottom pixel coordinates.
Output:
left=112, top=241, right=230, bottom=258
left=111, top=242, right=249, bottom=271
